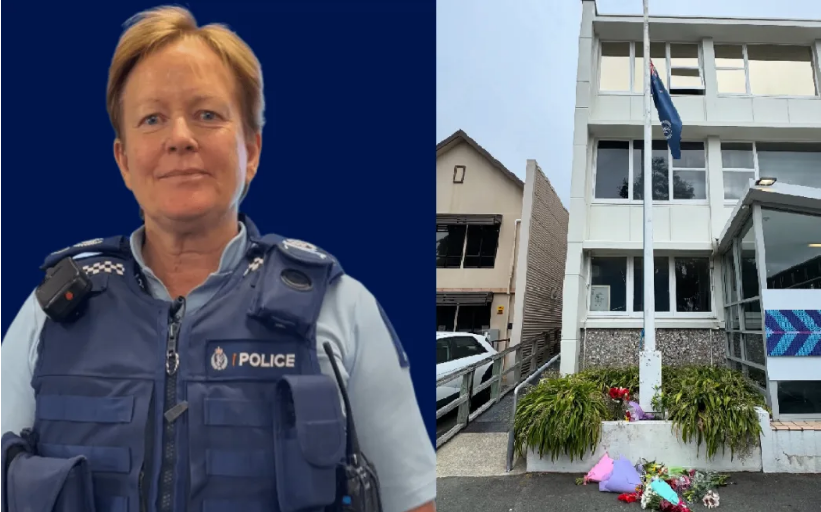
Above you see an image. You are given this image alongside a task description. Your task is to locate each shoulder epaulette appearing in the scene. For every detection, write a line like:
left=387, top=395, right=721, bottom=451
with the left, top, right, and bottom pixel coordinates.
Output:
left=41, top=236, right=130, bottom=271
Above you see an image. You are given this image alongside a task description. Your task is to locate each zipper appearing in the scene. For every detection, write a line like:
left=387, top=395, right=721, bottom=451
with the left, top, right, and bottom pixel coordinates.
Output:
left=158, top=297, right=186, bottom=512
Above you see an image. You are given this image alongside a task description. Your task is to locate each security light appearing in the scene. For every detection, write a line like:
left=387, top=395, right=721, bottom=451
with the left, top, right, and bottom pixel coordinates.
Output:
left=755, top=177, right=777, bottom=186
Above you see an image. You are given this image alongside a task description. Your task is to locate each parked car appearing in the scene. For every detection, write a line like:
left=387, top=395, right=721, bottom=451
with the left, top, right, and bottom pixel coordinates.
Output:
left=436, top=331, right=498, bottom=412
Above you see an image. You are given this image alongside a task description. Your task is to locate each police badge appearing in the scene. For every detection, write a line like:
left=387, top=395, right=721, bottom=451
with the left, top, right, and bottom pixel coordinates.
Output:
left=211, top=347, right=229, bottom=371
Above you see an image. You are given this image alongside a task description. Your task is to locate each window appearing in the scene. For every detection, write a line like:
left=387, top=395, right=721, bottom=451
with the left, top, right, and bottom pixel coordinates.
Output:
left=762, top=208, right=821, bottom=290
left=437, top=338, right=452, bottom=364
left=599, top=41, right=704, bottom=95
left=721, top=143, right=756, bottom=200
left=722, top=221, right=766, bottom=391
left=436, top=222, right=501, bottom=269
left=633, top=140, right=669, bottom=200
left=437, top=306, right=457, bottom=332
left=594, top=140, right=706, bottom=202
left=634, top=42, right=668, bottom=92
left=450, top=336, right=488, bottom=360
left=594, top=141, right=629, bottom=199
left=437, top=304, right=492, bottom=334
left=453, top=165, right=466, bottom=184
left=739, top=221, right=760, bottom=300
left=463, top=226, right=501, bottom=269
left=757, top=143, right=821, bottom=190
left=455, top=305, right=492, bottom=333
left=675, top=258, right=712, bottom=312
left=589, top=256, right=712, bottom=315
left=600, top=42, right=631, bottom=92
left=671, top=142, right=707, bottom=200
left=715, top=44, right=818, bottom=97
left=436, top=224, right=466, bottom=268
left=778, top=381, right=821, bottom=415
left=633, top=257, right=671, bottom=312
left=721, top=142, right=821, bottom=199
left=590, top=257, right=627, bottom=312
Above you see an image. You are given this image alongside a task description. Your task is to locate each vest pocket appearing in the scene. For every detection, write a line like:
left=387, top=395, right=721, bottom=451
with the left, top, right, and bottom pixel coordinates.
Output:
left=36, top=395, right=135, bottom=424
left=7, top=453, right=96, bottom=512
left=274, top=375, right=346, bottom=512
left=39, top=444, right=131, bottom=474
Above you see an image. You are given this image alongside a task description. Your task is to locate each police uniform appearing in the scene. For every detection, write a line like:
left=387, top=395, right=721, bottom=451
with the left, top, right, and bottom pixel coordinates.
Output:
left=1, top=215, right=436, bottom=512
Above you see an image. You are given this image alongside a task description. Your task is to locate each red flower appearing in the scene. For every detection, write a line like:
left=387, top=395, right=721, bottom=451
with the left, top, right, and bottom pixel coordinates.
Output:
left=618, top=493, right=638, bottom=503
left=609, top=387, right=630, bottom=400
left=660, top=501, right=690, bottom=512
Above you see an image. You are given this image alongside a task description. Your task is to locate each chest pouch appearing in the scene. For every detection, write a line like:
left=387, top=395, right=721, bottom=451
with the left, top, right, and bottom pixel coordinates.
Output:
left=248, top=240, right=337, bottom=337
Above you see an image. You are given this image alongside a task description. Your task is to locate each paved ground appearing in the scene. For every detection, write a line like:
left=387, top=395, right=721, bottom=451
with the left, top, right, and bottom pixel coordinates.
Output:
left=437, top=392, right=518, bottom=438
left=437, top=393, right=821, bottom=511
left=438, top=473, right=821, bottom=512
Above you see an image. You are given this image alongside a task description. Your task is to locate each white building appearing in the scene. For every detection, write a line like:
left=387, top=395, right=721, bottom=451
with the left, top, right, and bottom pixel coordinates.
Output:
left=562, top=0, right=821, bottom=419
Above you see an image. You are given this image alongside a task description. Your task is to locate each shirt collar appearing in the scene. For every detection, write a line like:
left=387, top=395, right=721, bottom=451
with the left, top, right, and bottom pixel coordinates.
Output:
left=129, top=221, right=249, bottom=278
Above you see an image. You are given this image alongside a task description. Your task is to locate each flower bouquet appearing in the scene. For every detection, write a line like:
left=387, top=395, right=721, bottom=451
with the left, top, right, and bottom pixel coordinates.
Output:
left=611, top=460, right=729, bottom=510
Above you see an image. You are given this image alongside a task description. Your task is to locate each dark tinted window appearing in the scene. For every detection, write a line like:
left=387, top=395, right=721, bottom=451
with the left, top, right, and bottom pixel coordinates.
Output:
left=437, top=338, right=452, bottom=364
left=450, top=336, right=487, bottom=360
left=595, top=141, right=629, bottom=199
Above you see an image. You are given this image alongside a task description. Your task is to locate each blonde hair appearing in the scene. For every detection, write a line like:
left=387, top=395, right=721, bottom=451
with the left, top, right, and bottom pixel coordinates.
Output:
left=107, top=6, right=265, bottom=141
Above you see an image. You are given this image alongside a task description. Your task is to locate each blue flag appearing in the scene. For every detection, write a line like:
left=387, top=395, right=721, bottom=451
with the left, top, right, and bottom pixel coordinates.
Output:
left=650, top=60, right=682, bottom=160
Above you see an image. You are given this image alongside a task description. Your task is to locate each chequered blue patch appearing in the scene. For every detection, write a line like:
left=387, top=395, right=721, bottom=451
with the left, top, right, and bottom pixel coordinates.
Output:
left=765, top=309, right=821, bottom=357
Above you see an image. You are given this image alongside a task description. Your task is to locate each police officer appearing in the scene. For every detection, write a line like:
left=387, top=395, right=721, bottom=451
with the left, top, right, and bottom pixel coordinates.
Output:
left=1, top=6, right=436, bottom=512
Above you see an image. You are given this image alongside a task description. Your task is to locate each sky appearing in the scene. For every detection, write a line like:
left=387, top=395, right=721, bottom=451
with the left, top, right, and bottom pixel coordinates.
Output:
left=436, top=0, right=821, bottom=207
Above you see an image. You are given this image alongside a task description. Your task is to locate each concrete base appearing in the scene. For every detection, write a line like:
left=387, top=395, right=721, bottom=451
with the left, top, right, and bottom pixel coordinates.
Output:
left=760, top=410, right=821, bottom=473
left=527, top=417, right=764, bottom=473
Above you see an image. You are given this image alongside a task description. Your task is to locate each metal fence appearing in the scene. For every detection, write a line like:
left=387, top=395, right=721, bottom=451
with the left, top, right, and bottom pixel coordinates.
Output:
left=435, top=328, right=561, bottom=449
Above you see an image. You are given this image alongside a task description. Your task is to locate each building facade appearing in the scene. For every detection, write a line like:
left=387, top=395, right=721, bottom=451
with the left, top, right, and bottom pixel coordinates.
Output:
left=437, top=130, right=568, bottom=347
left=561, top=0, right=821, bottom=417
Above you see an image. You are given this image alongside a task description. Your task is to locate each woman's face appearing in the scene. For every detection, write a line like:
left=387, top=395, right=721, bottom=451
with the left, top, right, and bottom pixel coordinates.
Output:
left=114, top=38, right=261, bottom=227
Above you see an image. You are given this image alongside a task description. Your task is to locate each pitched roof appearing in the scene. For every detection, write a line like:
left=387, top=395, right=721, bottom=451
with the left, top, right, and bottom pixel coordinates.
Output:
left=436, top=129, right=525, bottom=188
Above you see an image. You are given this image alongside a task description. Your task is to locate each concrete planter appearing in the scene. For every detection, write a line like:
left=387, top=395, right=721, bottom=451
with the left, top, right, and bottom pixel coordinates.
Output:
left=526, top=409, right=769, bottom=473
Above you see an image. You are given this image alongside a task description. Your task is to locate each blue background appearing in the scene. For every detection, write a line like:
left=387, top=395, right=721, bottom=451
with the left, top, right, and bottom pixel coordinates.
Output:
left=2, top=0, right=436, bottom=441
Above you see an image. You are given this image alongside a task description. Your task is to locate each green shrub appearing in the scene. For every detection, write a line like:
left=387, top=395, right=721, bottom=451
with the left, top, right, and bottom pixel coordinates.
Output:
left=652, top=366, right=768, bottom=460
left=515, top=365, right=768, bottom=462
left=578, top=366, right=639, bottom=392
left=514, top=375, right=608, bottom=462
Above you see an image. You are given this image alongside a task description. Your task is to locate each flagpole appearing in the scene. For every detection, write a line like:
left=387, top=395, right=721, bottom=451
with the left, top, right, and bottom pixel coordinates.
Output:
left=640, top=0, right=661, bottom=413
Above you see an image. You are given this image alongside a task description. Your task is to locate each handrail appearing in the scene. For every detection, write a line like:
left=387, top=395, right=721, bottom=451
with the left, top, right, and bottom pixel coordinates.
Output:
left=505, top=352, right=561, bottom=472
left=435, top=329, right=560, bottom=449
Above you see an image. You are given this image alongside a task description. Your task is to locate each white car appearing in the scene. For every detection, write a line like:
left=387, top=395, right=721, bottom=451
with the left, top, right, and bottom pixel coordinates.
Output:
left=436, top=331, right=498, bottom=412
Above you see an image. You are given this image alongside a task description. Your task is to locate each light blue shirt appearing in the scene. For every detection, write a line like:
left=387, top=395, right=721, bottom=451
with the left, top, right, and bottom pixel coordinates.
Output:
left=1, top=222, right=436, bottom=512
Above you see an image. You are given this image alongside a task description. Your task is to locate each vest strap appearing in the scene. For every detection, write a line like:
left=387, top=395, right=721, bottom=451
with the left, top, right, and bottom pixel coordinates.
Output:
left=41, top=236, right=130, bottom=271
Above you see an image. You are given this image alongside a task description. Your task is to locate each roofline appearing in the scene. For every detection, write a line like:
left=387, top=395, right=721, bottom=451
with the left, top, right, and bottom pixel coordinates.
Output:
left=594, top=13, right=821, bottom=25
left=717, top=182, right=821, bottom=253
left=436, top=129, right=525, bottom=189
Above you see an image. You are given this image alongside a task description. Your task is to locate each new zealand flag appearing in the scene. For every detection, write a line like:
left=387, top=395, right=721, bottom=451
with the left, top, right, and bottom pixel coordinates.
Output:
left=650, top=60, right=683, bottom=160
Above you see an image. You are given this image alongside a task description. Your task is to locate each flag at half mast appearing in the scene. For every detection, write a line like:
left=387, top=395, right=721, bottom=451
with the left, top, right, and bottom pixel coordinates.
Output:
left=649, top=60, right=683, bottom=160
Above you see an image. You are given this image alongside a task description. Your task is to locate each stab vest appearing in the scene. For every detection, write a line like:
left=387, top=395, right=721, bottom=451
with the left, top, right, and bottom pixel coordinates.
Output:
left=29, top=216, right=348, bottom=512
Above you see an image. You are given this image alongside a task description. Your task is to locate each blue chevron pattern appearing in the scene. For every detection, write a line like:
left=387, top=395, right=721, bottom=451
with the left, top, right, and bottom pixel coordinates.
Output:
left=765, top=309, right=821, bottom=357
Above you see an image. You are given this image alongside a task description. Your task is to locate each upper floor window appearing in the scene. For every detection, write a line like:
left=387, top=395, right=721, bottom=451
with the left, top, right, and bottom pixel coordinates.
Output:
left=715, top=44, right=818, bottom=97
left=721, top=142, right=821, bottom=200
left=436, top=215, right=501, bottom=269
left=589, top=255, right=712, bottom=315
left=599, top=42, right=704, bottom=95
left=593, top=139, right=707, bottom=202
left=761, top=208, right=821, bottom=290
